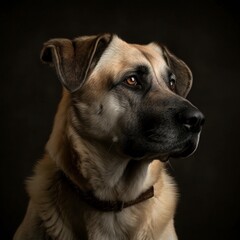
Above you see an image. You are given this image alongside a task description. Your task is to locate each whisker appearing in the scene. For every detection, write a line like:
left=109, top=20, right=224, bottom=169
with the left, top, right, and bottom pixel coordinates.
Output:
left=166, top=159, right=175, bottom=172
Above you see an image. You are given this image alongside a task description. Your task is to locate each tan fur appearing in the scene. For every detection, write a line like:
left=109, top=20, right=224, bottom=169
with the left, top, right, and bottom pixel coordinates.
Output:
left=13, top=35, right=193, bottom=240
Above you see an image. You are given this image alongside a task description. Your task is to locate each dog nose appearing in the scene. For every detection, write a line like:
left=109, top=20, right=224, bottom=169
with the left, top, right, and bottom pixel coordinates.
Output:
left=178, top=108, right=205, bottom=133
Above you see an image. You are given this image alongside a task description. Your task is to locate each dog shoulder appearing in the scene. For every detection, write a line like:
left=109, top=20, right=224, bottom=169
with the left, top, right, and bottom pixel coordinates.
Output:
left=13, top=201, right=48, bottom=240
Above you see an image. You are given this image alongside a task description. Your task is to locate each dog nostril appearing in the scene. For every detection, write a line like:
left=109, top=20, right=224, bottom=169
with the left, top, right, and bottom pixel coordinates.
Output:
left=179, top=109, right=205, bottom=133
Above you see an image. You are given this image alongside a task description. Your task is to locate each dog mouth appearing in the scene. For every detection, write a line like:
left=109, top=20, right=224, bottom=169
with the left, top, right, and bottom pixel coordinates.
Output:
left=169, top=135, right=200, bottom=158
left=121, top=132, right=201, bottom=161
left=149, top=138, right=200, bottom=162
left=157, top=133, right=201, bottom=160
left=142, top=123, right=202, bottom=160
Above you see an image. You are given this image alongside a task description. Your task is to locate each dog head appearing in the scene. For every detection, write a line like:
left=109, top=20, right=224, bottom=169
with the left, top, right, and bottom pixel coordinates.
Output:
left=41, top=33, right=204, bottom=161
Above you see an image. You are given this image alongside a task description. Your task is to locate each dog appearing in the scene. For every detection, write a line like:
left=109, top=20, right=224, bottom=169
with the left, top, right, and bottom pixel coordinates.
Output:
left=14, top=33, right=204, bottom=240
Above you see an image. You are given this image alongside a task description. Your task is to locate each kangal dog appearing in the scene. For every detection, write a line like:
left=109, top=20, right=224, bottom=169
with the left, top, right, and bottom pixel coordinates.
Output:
left=14, top=33, right=204, bottom=240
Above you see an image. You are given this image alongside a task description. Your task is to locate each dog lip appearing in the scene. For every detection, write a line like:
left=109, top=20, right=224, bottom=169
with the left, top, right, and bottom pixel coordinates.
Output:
left=170, top=137, right=199, bottom=158
left=122, top=131, right=201, bottom=160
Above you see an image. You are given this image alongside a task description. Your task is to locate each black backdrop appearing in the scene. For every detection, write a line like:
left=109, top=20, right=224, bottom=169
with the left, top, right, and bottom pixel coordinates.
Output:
left=1, top=0, right=240, bottom=239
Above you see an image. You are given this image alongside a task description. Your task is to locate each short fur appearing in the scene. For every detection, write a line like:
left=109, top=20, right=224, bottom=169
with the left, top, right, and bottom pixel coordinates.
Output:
left=14, top=34, right=203, bottom=240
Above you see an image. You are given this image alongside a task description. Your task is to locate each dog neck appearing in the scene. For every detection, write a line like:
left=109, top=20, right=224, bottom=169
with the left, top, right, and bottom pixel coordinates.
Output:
left=46, top=90, right=163, bottom=202
left=62, top=165, right=155, bottom=212
left=67, top=132, right=158, bottom=202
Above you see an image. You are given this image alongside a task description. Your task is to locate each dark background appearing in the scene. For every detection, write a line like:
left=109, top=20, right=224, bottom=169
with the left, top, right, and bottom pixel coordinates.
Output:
left=1, top=0, right=240, bottom=239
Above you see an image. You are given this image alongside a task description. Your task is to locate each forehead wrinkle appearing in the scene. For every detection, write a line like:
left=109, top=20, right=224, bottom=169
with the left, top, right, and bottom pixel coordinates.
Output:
left=135, top=45, right=167, bottom=88
left=147, top=43, right=170, bottom=86
left=140, top=51, right=160, bottom=86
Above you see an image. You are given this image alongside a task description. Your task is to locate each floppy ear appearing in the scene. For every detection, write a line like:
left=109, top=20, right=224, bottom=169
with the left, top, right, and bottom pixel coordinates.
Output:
left=40, top=33, right=113, bottom=92
left=162, top=46, right=193, bottom=97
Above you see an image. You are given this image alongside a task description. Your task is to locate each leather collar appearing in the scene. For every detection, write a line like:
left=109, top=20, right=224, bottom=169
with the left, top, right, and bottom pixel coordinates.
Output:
left=78, top=186, right=154, bottom=212
left=63, top=171, right=154, bottom=212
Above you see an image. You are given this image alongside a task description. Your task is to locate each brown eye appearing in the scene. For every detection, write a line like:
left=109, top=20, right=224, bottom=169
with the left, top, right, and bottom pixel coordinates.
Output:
left=169, top=73, right=176, bottom=91
left=122, top=75, right=143, bottom=90
left=124, top=76, right=139, bottom=87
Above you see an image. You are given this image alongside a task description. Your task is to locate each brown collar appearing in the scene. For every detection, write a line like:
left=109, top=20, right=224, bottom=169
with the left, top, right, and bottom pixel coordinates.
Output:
left=63, top=171, right=154, bottom=212
left=79, top=186, right=154, bottom=212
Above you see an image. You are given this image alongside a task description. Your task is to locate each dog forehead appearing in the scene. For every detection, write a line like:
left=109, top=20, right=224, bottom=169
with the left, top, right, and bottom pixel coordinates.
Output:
left=133, top=42, right=167, bottom=76
left=92, top=36, right=167, bottom=78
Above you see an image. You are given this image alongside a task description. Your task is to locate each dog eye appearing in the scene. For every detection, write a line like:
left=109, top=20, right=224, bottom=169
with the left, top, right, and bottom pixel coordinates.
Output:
left=124, top=75, right=141, bottom=87
left=169, top=73, right=176, bottom=91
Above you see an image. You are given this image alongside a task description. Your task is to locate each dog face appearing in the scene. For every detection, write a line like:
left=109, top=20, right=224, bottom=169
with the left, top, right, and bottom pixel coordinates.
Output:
left=41, top=34, right=204, bottom=161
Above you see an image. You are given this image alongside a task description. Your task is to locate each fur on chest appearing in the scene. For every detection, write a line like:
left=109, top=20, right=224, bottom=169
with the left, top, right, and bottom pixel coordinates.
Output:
left=27, top=157, right=177, bottom=240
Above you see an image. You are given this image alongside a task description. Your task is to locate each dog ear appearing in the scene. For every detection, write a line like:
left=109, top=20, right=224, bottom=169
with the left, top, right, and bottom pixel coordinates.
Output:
left=162, top=46, right=193, bottom=97
left=40, top=33, right=113, bottom=92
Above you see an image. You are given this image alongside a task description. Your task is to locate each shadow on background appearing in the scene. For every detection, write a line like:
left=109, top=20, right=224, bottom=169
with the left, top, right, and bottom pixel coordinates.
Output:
left=1, top=0, right=240, bottom=239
